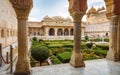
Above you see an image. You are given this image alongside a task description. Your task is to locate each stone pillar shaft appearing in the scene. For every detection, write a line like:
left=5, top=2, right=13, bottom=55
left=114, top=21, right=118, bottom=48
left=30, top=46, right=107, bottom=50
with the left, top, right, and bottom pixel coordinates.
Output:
left=74, top=22, right=81, bottom=53
left=10, top=0, right=33, bottom=74
left=117, top=17, right=120, bottom=60
left=55, top=28, right=58, bottom=36
left=107, top=15, right=120, bottom=61
left=15, top=19, right=31, bottom=74
left=69, top=12, right=85, bottom=67
left=45, top=27, right=49, bottom=36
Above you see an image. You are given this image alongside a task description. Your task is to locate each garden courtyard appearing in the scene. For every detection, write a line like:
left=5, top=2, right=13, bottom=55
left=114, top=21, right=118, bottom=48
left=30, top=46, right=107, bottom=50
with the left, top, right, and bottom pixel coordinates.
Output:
left=30, top=37, right=109, bottom=67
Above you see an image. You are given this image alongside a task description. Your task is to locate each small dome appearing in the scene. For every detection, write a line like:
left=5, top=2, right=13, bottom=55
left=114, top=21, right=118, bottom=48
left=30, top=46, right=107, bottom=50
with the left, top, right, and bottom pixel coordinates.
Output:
left=52, top=16, right=64, bottom=21
left=87, top=6, right=97, bottom=17
left=97, top=6, right=105, bottom=12
left=43, top=15, right=52, bottom=21
left=43, top=15, right=50, bottom=19
left=101, top=6, right=105, bottom=10
left=87, top=6, right=97, bottom=14
left=65, top=17, right=72, bottom=21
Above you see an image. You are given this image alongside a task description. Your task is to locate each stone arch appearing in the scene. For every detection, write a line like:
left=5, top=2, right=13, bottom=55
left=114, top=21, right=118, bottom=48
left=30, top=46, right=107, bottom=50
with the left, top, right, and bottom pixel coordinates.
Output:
left=37, top=32, right=40, bottom=35
left=10, top=30, right=12, bottom=36
left=49, top=28, right=55, bottom=36
left=1, top=29, right=5, bottom=38
left=70, top=29, right=73, bottom=36
left=64, top=28, right=69, bottom=36
left=106, top=32, right=108, bottom=36
left=7, top=30, right=9, bottom=37
left=57, top=28, right=63, bottom=36
left=34, top=32, right=36, bottom=35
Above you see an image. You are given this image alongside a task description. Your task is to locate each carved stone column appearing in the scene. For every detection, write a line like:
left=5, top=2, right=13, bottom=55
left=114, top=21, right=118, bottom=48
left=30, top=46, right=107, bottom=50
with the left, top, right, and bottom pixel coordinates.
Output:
left=70, top=12, right=85, bottom=67
left=10, top=0, right=33, bottom=74
left=45, top=27, right=49, bottom=36
left=105, top=0, right=120, bottom=61
left=68, top=0, right=87, bottom=67
left=55, top=28, right=58, bottom=36
left=106, top=15, right=120, bottom=61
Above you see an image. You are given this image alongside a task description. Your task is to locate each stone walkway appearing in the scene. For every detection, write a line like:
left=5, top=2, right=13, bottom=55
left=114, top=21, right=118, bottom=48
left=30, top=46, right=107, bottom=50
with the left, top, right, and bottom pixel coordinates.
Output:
left=1, top=59, right=120, bottom=75
left=31, top=59, right=120, bottom=75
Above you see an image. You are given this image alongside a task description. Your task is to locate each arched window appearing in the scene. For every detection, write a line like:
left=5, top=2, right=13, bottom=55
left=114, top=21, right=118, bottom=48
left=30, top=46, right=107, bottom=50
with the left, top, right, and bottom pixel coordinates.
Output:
left=49, top=28, right=55, bottom=36
left=106, top=32, right=108, bottom=36
left=10, top=30, right=12, bottom=36
left=38, top=32, right=40, bottom=36
left=57, top=28, right=63, bottom=36
left=34, top=32, right=36, bottom=35
left=70, top=29, right=73, bottom=36
left=7, top=30, right=9, bottom=37
left=1, top=29, right=5, bottom=38
left=64, top=28, right=69, bottom=36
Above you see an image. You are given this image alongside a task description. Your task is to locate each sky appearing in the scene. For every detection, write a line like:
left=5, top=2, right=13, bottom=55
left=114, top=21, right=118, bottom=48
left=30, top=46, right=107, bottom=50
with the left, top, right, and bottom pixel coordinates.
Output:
left=28, top=0, right=106, bottom=22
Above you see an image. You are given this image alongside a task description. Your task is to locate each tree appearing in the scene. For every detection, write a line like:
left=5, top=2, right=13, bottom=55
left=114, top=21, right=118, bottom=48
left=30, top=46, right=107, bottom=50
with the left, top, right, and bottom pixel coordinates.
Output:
left=31, top=46, right=50, bottom=65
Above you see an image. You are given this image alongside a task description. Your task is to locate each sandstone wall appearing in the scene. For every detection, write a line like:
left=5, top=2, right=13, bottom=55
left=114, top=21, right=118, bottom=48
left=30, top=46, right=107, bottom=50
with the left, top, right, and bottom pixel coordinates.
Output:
left=0, top=0, right=17, bottom=48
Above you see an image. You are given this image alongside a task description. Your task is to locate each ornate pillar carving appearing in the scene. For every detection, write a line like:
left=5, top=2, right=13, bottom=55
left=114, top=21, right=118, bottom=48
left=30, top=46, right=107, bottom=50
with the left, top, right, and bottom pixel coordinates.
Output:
left=10, top=0, right=33, bottom=74
left=68, top=0, right=87, bottom=67
left=104, top=0, right=120, bottom=61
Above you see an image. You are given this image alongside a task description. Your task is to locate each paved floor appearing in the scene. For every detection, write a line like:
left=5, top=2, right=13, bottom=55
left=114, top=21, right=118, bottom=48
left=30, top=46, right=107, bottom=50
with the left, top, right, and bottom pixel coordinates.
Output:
left=31, top=59, right=120, bottom=75
left=1, top=59, right=120, bottom=75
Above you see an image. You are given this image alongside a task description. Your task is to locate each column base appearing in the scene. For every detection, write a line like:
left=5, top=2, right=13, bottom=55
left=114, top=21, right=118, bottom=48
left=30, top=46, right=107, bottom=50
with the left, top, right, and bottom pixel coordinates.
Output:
left=14, top=71, right=31, bottom=75
left=106, top=50, right=120, bottom=61
left=70, top=52, right=85, bottom=67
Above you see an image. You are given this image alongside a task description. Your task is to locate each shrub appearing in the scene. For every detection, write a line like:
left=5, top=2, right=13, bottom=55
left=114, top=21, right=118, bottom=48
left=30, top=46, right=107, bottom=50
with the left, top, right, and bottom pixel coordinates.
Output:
left=48, top=44, right=63, bottom=48
left=63, top=44, right=73, bottom=48
left=31, top=46, right=50, bottom=63
left=86, top=43, right=93, bottom=49
left=81, top=44, right=87, bottom=49
left=51, top=56, right=61, bottom=64
left=104, top=38, right=109, bottom=42
left=92, top=46, right=108, bottom=57
left=39, top=39, right=43, bottom=42
left=32, top=37, right=37, bottom=41
left=96, top=44, right=109, bottom=50
left=30, top=57, right=36, bottom=67
left=94, top=49, right=108, bottom=58
left=90, top=38, right=101, bottom=42
left=85, top=35, right=89, bottom=41
left=63, top=48, right=73, bottom=52
left=57, top=52, right=72, bottom=63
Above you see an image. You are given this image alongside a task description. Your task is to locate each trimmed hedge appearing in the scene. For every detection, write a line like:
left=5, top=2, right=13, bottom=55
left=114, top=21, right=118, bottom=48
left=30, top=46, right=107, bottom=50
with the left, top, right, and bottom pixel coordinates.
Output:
left=104, top=38, right=109, bottom=42
left=63, top=44, right=73, bottom=48
left=81, top=44, right=87, bottom=49
left=96, top=44, right=109, bottom=50
left=57, top=52, right=72, bottom=63
left=51, top=56, right=61, bottom=64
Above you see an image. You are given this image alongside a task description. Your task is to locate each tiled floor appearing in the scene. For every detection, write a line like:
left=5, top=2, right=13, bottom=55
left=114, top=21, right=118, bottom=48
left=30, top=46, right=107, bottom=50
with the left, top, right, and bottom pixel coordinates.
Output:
left=1, top=59, right=120, bottom=75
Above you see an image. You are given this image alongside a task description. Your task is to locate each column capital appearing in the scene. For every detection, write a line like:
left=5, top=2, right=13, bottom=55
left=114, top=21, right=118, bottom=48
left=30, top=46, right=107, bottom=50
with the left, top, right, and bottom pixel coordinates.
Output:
left=104, top=0, right=114, bottom=18
left=10, top=0, right=33, bottom=20
left=71, top=12, right=85, bottom=22
left=109, top=15, right=120, bottom=22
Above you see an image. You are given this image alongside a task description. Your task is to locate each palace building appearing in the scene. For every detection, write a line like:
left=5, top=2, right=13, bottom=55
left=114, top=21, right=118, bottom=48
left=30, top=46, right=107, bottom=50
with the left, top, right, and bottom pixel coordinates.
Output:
left=28, top=16, right=86, bottom=40
left=85, top=6, right=110, bottom=38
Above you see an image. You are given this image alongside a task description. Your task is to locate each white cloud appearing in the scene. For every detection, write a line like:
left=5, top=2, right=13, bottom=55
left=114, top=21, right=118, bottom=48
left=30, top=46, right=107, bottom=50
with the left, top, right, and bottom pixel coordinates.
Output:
left=29, top=0, right=105, bottom=22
